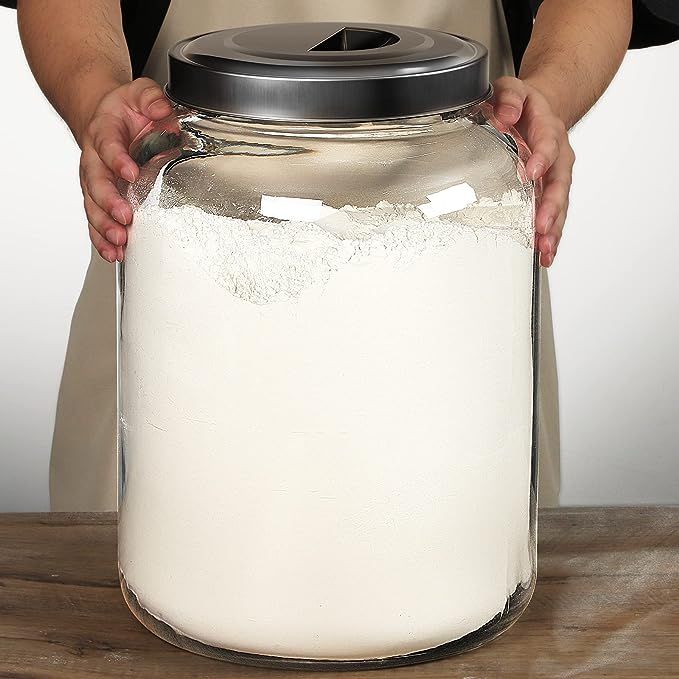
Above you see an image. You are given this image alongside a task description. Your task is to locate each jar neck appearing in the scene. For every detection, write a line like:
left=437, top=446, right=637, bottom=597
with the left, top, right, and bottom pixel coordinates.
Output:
left=173, top=102, right=485, bottom=140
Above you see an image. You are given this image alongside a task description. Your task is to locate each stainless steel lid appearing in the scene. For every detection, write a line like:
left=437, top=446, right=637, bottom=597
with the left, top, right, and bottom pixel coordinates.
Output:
left=166, top=23, right=490, bottom=121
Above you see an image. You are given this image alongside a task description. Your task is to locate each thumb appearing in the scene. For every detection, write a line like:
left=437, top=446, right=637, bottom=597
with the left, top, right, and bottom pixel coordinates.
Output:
left=492, top=76, right=528, bottom=127
left=122, top=77, right=173, bottom=120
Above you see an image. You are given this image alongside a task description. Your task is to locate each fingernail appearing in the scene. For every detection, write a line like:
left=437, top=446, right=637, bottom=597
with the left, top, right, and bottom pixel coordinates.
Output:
left=103, top=250, right=116, bottom=263
left=149, top=100, right=170, bottom=114
left=121, top=167, right=135, bottom=183
left=112, top=206, right=128, bottom=225
left=531, top=163, right=546, bottom=180
left=106, top=228, right=121, bottom=245
left=497, top=105, right=519, bottom=118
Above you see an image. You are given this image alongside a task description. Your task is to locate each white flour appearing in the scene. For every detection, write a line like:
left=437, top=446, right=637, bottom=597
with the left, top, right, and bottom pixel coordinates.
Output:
left=118, top=187, right=535, bottom=660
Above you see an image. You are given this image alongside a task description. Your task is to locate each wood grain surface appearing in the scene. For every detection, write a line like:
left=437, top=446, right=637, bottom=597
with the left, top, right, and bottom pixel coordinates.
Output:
left=0, top=507, right=678, bottom=678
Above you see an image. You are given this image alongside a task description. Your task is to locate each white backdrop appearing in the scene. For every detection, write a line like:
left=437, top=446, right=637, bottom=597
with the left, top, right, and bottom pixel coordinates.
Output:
left=549, top=41, right=679, bottom=505
left=0, top=10, right=88, bottom=511
left=0, top=9, right=677, bottom=511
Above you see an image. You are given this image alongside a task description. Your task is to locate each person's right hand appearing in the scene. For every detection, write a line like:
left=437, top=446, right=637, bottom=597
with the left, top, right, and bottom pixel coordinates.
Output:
left=78, top=78, right=173, bottom=262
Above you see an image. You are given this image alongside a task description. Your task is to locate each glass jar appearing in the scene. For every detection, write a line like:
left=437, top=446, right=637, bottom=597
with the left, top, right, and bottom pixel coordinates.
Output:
left=118, top=23, right=539, bottom=670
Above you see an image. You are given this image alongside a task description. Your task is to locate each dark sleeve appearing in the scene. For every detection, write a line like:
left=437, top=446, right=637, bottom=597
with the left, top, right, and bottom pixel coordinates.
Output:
left=121, top=0, right=171, bottom=78
left=630, top=0, right=679, bottom=48
left=502, top=0, right=535, bottom=74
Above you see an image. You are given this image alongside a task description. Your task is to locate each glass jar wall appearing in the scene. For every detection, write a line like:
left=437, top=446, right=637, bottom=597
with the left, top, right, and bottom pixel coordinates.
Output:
left=118, top=23, right=538, bottom=669
left=117, top=22, right=538, bottom=671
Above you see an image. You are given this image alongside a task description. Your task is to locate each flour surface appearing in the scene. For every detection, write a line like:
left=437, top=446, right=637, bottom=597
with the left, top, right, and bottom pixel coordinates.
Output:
left=118, top=186, right=535, bottom=660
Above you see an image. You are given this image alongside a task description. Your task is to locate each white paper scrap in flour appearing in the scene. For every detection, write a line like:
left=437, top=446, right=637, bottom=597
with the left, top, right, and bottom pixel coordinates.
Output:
left=260, top=195, right=338, bottom=222
left=418, top=182, right=478, bottom=218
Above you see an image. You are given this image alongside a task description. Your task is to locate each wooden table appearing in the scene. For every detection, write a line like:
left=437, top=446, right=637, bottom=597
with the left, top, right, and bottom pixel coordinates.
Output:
left=0, top=507, right=677, bottom=678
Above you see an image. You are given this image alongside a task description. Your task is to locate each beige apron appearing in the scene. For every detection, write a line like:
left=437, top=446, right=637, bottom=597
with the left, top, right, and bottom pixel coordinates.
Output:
left=50, top=0, right=560, bottom=511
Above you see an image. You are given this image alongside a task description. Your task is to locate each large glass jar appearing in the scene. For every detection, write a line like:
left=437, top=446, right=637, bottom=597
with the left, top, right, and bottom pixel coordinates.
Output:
left=118, top=23, right=539, bottom=670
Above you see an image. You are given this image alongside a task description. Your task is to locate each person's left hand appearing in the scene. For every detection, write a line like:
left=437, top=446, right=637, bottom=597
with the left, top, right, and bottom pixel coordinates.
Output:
left=491, top=76, right=576, bottom=267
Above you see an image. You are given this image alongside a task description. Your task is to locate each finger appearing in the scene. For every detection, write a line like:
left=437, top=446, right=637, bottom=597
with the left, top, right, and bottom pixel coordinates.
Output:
left=89, top=223, right=117, bottom=263
left=538, top=210, right=566, bottom=267
left=535, top=147, right=574, bottom=235
left=84, top=191, right=128, bottom=247
left=492, top=77, right=528, bottom=126
left=80, top=151, right=133, bottom=225
left=124, top=77, right=173, bottom=119
left=540, top=249, right=554, bottom=268
left=525, top=118, right=567, bottom=181
left=88, top=113, right=139, bottom=182
left=535, top=177, right=569, bottom=235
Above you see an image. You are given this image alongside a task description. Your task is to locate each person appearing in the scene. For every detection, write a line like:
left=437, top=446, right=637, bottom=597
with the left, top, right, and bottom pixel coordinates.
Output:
left=1, top=0, right=642, bottom=511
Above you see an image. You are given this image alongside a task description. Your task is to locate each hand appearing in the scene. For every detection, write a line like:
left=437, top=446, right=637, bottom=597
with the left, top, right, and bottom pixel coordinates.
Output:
left=491, top=76, right=576, bottom=267
left=78, top=78, right=173, bottom=262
